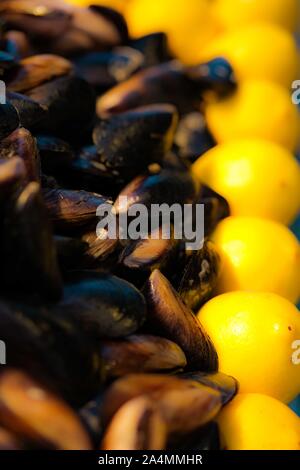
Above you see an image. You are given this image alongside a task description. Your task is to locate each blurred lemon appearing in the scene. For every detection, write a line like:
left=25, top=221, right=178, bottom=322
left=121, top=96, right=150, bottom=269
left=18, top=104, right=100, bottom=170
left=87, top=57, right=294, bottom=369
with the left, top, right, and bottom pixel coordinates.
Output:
left=212, top=0, right=300, bottom=33
left=197, top=292, right=300, bottom=403
left=211, top=217, right=300, bottom=303
left=218, top=393, right=300, bottom=450
left=206, top=80, right=300, bottom=152
left=192, top=139, right=300, bottom=225
left=126, top=0, right=220, bottom=63
left=200, top=23, right=299, bottom=88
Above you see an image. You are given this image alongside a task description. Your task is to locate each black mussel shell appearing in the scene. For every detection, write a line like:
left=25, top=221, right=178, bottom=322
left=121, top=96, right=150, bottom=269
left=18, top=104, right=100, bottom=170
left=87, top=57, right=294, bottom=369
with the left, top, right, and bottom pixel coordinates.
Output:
left=27, top=76, right=95, bottom=140
left=144, top=270, right=218, bottom=371
left=0, top=300, right=104, bottom=407
left=0, top=127, right=41, bottom=182
left=47, top=272, right=147, bottom=339
left=96, top=60, right=200, bottom=117
left=81, top=228, right=120, bottom=267
left=114, top=169, right=199, bottom=214
left=100, top=334, right=187, bottom=378
left=75, top=48, right=143, bottom=92
left=1, top=181, right=62, bottom=300
left=180, top=371, right=238, bottom=406
left=7, top=91, right=48, bottom=130
left=186, top=57, right=236, bottom=97
left=0, top=103, right=19, bottom=141
left=93, top=104, right=178, bottom=182
left=199, top=185, right=230, bottom=235
left=79, top=396, right=103, bottom=446
left=55, top=235, right=88, bottom=272
left=42, top=187, right=112, bottom=231
left=178, top=240, right=220, bottom=311
left=37, top=135, right=75, bottom=175
left=3, top=30, right=32, bottom=60
left=174, top=112, right=216, bottom=161
left=129, top=33, right=171, bottom=67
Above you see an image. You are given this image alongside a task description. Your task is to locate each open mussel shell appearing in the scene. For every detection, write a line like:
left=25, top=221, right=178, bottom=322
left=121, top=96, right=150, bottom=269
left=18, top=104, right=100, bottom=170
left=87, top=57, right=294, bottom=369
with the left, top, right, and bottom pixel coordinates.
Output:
left=102, top=374, right=222, bottom=436
left=174, top=112, right=216, bottom=162
left=93, top=104, right=178, bottom=182
left=144, top=269, right=218, bottom=371
left=7, top=92, right=48, bottom=130
left=5, top=54, right=73, bottom=93
left=0, top=299, right=104, bottom=406
left=27, top=76, right=96, bottom=140
left=129, top=33, right=171, bottom=68
left=178, top=240, right=220, bottom=311
left=101, top=396, right=167, bottom=451
left=0, top=369, right=92, bottom=449
left=74, top=47, right=143, bottom=92
left=100, top=335, right=187, bottom=378
left=0, top=127, right=41, bottom=182
left=1, top=181, right=62, bottom=300
left=114, top=169, right=199, bottom=214
left=43, top=187, right=112, bottom=232
left=47, top=272, right=147, bottom=339
left=0, top=103, right=19, bottom=141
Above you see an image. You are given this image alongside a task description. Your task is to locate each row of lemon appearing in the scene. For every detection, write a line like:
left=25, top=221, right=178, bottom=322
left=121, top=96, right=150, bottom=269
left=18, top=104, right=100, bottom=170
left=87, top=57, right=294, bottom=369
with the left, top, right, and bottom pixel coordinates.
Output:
left=69, top=0, right=300, bottom=450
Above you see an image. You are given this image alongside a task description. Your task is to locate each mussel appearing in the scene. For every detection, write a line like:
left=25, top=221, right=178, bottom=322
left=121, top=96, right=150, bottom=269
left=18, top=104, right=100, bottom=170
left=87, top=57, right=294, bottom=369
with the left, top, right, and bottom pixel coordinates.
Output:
left=7, top=91, right=48, bottom=130
left=144, top=269, right=218, bottom=371
left=180, top=371, right=238, bottom=405
left=100, top=334, right=187, bottom=378
left=0, top=127, right=41, bottom=182
left=0, top=103, right=19, bottom=141
left=0, top=369, right=92, bottom=449
left=93, top=104, right=178, bottom=181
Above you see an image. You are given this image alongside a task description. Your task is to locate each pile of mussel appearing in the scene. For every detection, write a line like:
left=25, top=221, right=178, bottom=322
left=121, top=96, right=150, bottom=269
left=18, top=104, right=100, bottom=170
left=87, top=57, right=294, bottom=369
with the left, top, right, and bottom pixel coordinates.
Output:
left=0, top=0, right=237, bottom=450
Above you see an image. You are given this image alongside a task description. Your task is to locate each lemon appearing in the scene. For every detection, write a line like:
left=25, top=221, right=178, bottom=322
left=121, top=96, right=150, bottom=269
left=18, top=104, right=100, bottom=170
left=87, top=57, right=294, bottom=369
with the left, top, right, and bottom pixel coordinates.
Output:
left=211, top=217, right=300, bottom=303
left=192, top=139, right=300, bottom=225
left=212, top=0, right=300, bottom=34
left=126, top=0, right=220, bottom=64
left=218, top=393, right=300, bottom=450
left=206, top=80, right=300, bottom=152
left=201, top=23, right=299, bottom=88
left=197, top=292, right=300, bottom=403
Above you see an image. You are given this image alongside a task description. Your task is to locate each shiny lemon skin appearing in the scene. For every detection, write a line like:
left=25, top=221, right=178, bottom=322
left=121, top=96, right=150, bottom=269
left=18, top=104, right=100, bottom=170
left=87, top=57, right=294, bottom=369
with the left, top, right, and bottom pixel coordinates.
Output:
left=218, top=393, right=300, bottom=450
left=126, top=0, right=219, bottom=64
left=211, top=217, right=300, bottom=303
left=212, top=0, right=300, bottom=33
left=197, top=292, right=300, bottom=403
left=201, top=23, right=299, bottom=88
left=206, top=80, right=300, bottom=152
left=192, top=139, right=300, bottom=225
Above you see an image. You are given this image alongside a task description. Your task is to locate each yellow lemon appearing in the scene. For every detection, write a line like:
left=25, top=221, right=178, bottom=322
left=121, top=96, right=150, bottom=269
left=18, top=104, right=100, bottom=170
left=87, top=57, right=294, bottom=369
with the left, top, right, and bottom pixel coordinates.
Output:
left=211, top=217, right=300, bottom=303
left=200, top=23, right=299, bottom=88
left=218, top=394, right=300, bottom=450
left=212, top=0, right=300, bottom=33
left=197, top=292, right=300, bottom=403
left=192, top=139, right=300, bottom=225
left=126, top=0, right=220, bottom=64
left=206, top=80, right=300, bottom=152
